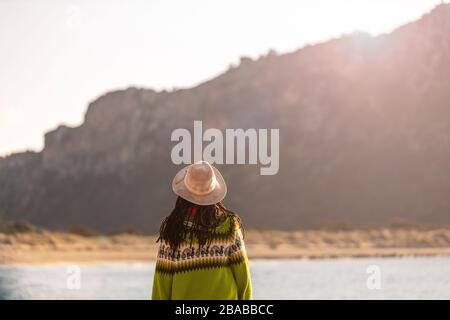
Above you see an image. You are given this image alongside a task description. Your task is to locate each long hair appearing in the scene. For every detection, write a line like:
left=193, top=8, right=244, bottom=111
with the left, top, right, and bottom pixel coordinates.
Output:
left=157, top=196, right=244, bottom=251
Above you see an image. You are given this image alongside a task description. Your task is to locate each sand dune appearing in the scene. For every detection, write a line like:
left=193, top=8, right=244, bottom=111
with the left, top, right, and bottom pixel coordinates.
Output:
left=2, top=228, right=450, bottom=265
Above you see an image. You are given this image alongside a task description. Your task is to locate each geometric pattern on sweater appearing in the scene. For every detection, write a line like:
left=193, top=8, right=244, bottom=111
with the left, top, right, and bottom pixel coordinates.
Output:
left=155, top=224, right=247, bottom=275
left=179, top=214, right=237, bottom=244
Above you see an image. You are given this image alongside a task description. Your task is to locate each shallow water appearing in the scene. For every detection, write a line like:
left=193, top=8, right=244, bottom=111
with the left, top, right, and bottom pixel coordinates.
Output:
left=0, top=257, right=449, bottom=299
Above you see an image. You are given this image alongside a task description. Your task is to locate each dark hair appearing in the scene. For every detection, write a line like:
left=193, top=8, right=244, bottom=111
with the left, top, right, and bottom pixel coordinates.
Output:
left=157, top=196, right=244, bottom=251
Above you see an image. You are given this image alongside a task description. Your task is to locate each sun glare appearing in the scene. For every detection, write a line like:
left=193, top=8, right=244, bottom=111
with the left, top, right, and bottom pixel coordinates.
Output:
left=0, top=0, right=444, bottom=155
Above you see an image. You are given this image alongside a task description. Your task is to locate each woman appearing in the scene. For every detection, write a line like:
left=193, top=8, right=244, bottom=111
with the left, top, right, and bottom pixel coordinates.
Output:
left=152, top=161, right=252, bottom=300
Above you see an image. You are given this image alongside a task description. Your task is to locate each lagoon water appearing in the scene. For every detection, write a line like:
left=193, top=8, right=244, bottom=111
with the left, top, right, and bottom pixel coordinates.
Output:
left=1, top=257, right=449, bottom=299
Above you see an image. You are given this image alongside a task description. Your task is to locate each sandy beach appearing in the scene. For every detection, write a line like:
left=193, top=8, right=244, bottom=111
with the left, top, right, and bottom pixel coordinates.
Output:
left=2, top=228, right=450, bottom=265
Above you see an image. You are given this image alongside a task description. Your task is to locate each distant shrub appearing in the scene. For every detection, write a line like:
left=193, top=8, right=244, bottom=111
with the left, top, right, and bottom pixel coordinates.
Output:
left=388, top=218, right=429, bottom=230
left=66, top=224, right=101, bottom=237
left=316, top=220, right=352, bottom=231
left=0, top=220, right=40, bottom=234
left=108, top=227, right=145, bottom=236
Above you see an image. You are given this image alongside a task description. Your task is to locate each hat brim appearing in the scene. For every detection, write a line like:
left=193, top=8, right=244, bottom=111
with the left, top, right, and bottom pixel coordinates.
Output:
left=172, top=165, right=227, bottom=206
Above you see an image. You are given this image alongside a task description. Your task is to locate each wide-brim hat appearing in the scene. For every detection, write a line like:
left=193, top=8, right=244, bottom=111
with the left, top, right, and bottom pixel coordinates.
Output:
left=172, top=161, right=227, bottom=206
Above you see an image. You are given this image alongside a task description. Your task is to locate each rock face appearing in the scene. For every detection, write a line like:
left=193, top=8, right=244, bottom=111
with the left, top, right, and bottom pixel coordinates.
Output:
left=1, top=5, right=450, bottom=232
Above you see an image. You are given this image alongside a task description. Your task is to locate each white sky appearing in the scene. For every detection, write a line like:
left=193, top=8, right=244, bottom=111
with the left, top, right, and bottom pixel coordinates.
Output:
left=0, top=0, right=443, bottom=156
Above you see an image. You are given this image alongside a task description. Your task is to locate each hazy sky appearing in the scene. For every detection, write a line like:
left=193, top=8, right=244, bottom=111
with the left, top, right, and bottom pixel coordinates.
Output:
left=0, top=0, right=443, bottom=155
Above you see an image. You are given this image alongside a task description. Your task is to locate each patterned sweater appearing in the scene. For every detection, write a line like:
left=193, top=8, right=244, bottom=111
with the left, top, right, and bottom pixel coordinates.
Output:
left=151, top=215, right=252, bottom=300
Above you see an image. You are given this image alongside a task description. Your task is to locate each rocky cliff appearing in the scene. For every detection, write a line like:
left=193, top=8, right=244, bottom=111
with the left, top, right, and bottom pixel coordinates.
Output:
left=1, top=5, right=450, bottom=232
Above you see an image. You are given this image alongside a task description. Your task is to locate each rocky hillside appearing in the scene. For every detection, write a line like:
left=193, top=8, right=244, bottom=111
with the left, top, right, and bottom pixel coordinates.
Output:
left=1, top=4, right=450, bottom=232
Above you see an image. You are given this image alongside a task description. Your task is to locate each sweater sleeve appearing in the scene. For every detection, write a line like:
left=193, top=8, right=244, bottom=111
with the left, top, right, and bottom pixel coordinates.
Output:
left=229, top=227, right=253, bottom=300
left=151, top=244, right=173, bottom=300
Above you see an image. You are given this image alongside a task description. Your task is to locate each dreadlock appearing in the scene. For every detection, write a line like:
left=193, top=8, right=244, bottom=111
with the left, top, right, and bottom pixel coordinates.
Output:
left=157, top=196, right=244, bottom=251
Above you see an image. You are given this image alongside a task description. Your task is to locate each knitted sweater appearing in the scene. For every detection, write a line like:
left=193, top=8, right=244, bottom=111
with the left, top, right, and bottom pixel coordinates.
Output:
left=151, top=215, right=252, bottom=300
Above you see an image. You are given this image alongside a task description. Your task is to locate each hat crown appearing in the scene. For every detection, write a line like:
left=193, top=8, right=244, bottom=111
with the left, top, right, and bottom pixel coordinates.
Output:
left=184, top=161, right=217, bottom=196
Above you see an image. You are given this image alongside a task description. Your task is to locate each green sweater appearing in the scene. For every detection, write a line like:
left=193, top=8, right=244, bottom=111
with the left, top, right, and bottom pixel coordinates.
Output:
left=152, top=215, right=252, bottom=300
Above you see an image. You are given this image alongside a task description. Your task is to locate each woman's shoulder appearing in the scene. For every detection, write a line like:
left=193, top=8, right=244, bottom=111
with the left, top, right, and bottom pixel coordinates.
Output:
left=214, top=212, right=242, bottom=235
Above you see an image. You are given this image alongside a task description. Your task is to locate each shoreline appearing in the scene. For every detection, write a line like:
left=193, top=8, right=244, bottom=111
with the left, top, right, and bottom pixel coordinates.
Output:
left=2, top=228, right=450, bottom=265
left=2, top=249, right=450, bottom=267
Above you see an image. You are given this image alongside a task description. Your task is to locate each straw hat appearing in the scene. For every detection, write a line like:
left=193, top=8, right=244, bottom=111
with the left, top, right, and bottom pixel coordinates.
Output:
left=172, top=161, right=227, bottom=205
